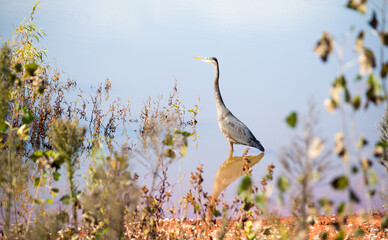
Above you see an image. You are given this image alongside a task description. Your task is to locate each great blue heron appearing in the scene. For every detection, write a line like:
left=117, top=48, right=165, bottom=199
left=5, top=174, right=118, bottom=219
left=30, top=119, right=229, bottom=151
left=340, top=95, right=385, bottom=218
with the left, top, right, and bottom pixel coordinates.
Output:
left=193, top=57, right=265, bottom=154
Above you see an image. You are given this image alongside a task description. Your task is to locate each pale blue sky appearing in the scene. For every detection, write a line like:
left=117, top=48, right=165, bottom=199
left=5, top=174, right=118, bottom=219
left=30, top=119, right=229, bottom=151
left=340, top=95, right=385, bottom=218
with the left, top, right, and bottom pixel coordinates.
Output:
left=1, top=0, right=385, bottom=214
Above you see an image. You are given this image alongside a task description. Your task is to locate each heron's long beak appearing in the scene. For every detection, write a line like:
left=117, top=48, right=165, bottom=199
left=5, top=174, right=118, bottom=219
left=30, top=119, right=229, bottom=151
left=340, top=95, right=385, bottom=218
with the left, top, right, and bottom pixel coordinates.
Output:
left=192, top=56, right=210, bottom=62
left=192, top=56, right=205, bottom=60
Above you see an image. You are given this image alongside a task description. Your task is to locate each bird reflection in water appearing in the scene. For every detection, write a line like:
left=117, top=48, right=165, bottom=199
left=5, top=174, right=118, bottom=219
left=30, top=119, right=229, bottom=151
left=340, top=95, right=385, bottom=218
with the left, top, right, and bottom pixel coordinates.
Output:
left=208, top=152, right=265, bottom=218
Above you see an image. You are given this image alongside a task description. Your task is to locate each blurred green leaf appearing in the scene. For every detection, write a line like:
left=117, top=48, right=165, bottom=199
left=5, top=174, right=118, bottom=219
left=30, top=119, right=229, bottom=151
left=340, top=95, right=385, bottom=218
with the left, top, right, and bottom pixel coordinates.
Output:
left=238, top=175, right=252, bottom=196
left=183, top=136, right=188, bottom=147
left=376, top=140, right=387, bottom=148
left=318, top=198, right=333, bottom=213
left=382, top=216, right=388, bottom=228
left=355, top=228, right=365, bottom=237
left=46, top=198, right=53, bottom=204
left=248, top=233, right=256, bottom=240
left=366, top=73, right=383, bottom=105
left=255, top=193, right=266, bottom=207
left=180, top=146, right=187, bottom=157
left=355, top=74, right=362, bottom=82
left=50, top=188, right=59, bottom=197
left=359, top=49, right=376, bottom=75
left=118, top=158, right=129, bottom=172
left=361, top=158, right=372, bottom=170
left=0, top=120, right=9, bottom=132
left=173, top=129, right=181, bottom=134
left=162, top=134, right=173, bottom=146
left=163, top=148, right=176, bottom=159
left=374, top=142, right=385, bottom=158
left=368, top=11, right=378, bottom=30
left=51, top=153, right=65, bottom=170
left=121, top=171, right=132, bottom=185
left=34, top=199, right=44, bottom=205
left=94, top=165, right=106, bottom=180
left=381, top=62, right=388, bottom=78
left=368, top=169, right=378, bottom=186
left=358, top=136, right=368, bottom=149
left=368, top=74, right=382, bottom=92
left=277, top=176, right=290, bottom=193
left=53, top=172, right=61, bottom=181
left=212, top=209, right=221, bottom=217
left=344, top=87, right=351, bottom=103
left=25, top=62, right=39, bottom=76
left=14, top=63, right=22, bottom=72
left=346, top=0, right=367, bottom=14
left=369, top=189, right=376, bottom=196
left=380, top=32, right=388, bottom=46
left=43, top=170, right=48, bottom=185
left=194, top=204, right=200, bottom=212
left=337, top=202, right=346, bottom=215
left=285, top=111, right=297, bottom=128
left=352, top=95, right=361, bottom=110
left=34, top=177, right=40, bottom=187
left=314, top=32, right=333, bottom=62
left=334, top=230, right=345, bottom=240
left=44, top=150, right=56, bottom=157
left=30, top=151, right=43, bottom=161
left=181, top=131, right=191, bottom=137
left=21, top=107, right=34, bottom=124
left=60, top=194, right=71, bottom=205
left=349, top=188, right=360, bottom=203
left=101, top=227, right=110, bottom=234
left=320, top=232, right=329, bottom=240
left=333, top=75, right=346, bottom=87
left=355, top=31, right=364, bottom=53
left=331, top=176, right=348, bottom=190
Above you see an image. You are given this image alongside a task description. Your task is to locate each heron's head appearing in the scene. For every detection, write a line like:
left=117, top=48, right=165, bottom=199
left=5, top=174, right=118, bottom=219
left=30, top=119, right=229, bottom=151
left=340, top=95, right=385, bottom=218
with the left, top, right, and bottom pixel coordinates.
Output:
left=192, top=56, right=218, bottom=68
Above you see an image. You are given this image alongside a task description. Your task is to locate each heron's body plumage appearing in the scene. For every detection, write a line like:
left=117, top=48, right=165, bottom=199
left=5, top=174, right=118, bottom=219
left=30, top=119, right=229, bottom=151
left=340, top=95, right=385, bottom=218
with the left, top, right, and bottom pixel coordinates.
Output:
left=217, top=111, right=265, bottom=152
left=193, top=56, right=265, bottom=153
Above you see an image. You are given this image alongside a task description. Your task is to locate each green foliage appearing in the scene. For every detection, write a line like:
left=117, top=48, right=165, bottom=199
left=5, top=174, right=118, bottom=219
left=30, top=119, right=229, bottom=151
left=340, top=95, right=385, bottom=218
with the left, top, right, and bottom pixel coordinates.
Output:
left=49, top=118, right=85, bottom=231
left=346, top=0, right=367, bottom=14
left=21, top=107, right=34, bottom=124
left=377, top=106, right=388, bottom=171
left=25, top=62, right=39, bottom=77
left=382, top=216, right=388, bottom=228
left=280, top=103, right=331, bottom=234
left=82, top=152, right=138, bottom=239
left=238, top=175, right=252, bottom=200
left=337, top=202, right=346, bottom=215
left=53, top=172, right=61, bottom=181
left=318, top=198, right=333, bottom=214
left=0, top=45, right=12, bottom=123
left=24, top=210, right=68, bottom=240
left=0, top=43, right=38, bottom=237
left=331, top=176, right=349, bottom=190
left=277, top=176, right=289, bottom=193
left=49, top=119, right=85, bottom=160
left=314, top=32, right=333, bottom=62
left=313, top=0, right=388, bottom=232
left=285, top=111, right=297, bottom=128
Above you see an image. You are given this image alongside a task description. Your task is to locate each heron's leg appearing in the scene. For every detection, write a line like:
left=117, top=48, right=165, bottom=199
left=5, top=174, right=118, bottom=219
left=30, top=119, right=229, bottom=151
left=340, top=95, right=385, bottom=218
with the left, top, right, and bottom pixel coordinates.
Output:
left=228, top=140, right=234, bottom=158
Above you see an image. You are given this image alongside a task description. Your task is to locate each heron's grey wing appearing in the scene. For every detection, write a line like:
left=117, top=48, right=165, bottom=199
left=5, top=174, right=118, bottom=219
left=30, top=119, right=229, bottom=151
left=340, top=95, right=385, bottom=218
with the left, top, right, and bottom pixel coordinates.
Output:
left=219, top=113, right=258, bottom=146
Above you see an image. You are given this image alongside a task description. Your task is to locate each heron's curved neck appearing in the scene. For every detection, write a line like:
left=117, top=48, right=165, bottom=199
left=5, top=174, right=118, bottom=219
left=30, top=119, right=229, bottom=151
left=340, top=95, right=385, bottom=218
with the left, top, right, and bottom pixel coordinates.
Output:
left=213, top=62, right=228, bottom=114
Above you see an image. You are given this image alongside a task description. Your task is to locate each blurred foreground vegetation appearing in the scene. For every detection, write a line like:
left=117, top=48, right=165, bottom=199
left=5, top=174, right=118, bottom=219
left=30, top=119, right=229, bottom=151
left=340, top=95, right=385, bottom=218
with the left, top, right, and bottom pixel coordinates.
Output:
left=1, top=1, right=388, bottom=239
